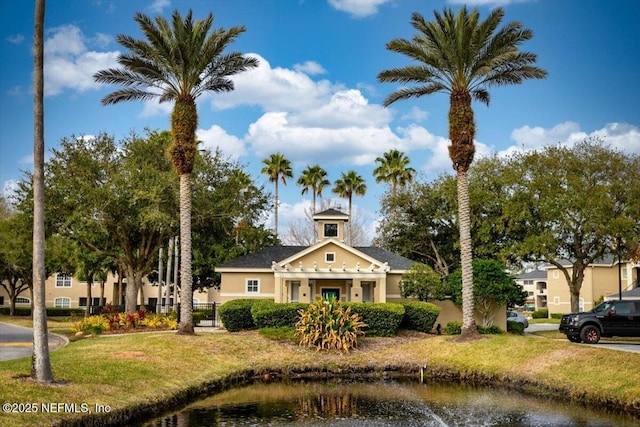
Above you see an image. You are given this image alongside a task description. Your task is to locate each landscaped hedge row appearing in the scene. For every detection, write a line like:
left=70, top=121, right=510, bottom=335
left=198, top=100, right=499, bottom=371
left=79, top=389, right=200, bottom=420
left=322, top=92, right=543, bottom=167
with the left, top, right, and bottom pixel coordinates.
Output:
left=218, top=299, right=261, bottom=332
left=344, top=302, right=405, bottom=337
left=532, top=309, right=549, bottom=319
left=0, top=307, right=86, bottom=317
left=400, top=301, right=441, bottom=333
left=250, top=300, right=308, bottom=328
left=219, top=299, right=442, bottom=336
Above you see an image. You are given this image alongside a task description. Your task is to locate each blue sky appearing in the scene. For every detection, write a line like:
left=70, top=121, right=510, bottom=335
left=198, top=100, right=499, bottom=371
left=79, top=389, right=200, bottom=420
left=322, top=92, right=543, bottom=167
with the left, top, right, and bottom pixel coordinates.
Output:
left=1, top=0, right=639, bottom=243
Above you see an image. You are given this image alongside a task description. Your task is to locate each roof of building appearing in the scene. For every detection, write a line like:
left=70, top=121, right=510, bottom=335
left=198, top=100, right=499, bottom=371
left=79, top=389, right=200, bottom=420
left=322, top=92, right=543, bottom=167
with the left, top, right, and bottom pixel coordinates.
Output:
left=545, top=254, right=632, bottom=268
left=606, top=286, right=640, bottom=300
left=217, top=245, right=415, bottom=270
left=516, top=270, right=547, bottom=280
left=314, top=208, right=348, bottom=217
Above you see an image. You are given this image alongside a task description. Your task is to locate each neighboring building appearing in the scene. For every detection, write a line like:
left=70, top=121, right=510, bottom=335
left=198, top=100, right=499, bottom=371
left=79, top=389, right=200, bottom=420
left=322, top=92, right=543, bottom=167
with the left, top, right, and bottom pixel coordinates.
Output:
left=515, top=270, right=547, bottom=312
left=0, top=271, right=211, bottom=312
left=216, top=209, right=507, bottom=330
left=546, top=256, right=640, bottom=316
left=215, top=209, right=413, bottom=305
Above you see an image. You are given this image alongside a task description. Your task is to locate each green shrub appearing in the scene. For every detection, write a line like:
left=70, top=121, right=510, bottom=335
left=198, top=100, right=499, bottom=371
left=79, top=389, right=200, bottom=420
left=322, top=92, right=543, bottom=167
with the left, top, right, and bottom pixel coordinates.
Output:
left=0, top=307, right=86, bottom=316
left=507, top=320, right=525, bottom=334
left=445, top=321, right=462, bottom=335
left=295, top=298, right=366, bottom=353
left=141, top=313, right=177, bottom=330
left=532, top=309, right=549, bottom=319
left=345, top=302, right=404, bottom=337
left=401, top=301, right=441, bottom=333
left=219, top=299, right=260, bottom=332
left=0, top=307, right=32, bottom=316
left=72, top=316, right=110, bottom=335
left=551, top=313, right=563, bottom=319
left=478, top=324, right=504, bottom=334
left=251, top=300, right=308, bottom=328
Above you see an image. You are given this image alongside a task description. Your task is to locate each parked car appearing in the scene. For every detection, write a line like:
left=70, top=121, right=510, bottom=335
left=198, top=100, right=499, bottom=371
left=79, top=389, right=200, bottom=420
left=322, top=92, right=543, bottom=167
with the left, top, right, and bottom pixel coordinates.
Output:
left=559, top=300, right=640, bottom=344
left=507, top=311, right=529, bottom=328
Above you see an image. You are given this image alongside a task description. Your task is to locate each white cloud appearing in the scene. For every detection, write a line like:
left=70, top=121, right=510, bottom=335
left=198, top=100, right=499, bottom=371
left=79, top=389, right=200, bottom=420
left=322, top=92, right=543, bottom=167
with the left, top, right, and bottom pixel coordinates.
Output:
left=400, top=106, right=429, bottom=122
left=44, top=25, right=119, bottom=96
left=1, top=180, right=19, bottom=201
left=245, top=111, right=402, bottom=167
left=148, top=0, right=171, bottom=13
left=293, top=61, right=327, bottom=75
left=7, top=34, right=24, bottom=45
left=328, top=0, right=392, bottom=18
left=19, top=154, right=34, bottom=165
left=505, top=121, right=640, bottom=156
left=211, top=54, right=338, bottom=112
left=197, top=125, right=247, bottom=159
left=591, top=122, right=640, bottom=155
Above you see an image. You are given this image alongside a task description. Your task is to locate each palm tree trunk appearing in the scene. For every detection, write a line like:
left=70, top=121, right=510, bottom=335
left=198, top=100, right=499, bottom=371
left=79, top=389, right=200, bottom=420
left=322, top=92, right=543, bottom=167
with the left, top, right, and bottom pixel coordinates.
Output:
left=348, top=196, right=353, bottom=245
left=457, top=169, right=475, bottom=336
left=312, top=192, right=317, bottom=241
left=178, top=173, right=194, bottom=334
left=31, top=0, right=53, bottom=383
left=274, top=181, right=279, bottom=239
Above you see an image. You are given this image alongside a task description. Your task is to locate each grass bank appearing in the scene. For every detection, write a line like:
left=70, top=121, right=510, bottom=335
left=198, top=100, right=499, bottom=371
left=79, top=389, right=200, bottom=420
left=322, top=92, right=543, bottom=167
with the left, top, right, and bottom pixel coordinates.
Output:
left=0, top=323, right=639, bottom=426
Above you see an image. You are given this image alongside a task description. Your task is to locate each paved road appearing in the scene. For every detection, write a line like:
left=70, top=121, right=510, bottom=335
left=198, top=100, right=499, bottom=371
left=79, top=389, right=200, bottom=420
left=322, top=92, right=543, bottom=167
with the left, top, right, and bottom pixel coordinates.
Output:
left=527, top=323, right=640, bottom=353
left=0, top=322, right=68, bottom=362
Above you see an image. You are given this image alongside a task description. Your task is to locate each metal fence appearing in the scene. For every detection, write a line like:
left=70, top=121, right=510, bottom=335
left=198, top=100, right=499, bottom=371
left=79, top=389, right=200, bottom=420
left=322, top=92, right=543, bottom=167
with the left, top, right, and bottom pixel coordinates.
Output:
left=87, top=302, right=220, bottom=328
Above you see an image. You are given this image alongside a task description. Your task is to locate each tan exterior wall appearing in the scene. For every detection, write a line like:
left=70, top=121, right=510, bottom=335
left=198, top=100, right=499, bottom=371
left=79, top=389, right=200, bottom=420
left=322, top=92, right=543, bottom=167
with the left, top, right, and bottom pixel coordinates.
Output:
left=384, top=274, right=403, bottom=300
left=0, top=272, right=210, bottom=310
left=429, top=300, right=507, bottom=331
left=218, top=271, right=275, bottom=304
left=316, top=218, right=346, bottom=241
left=293, top=242, right=370, bottom=270
left=547, top=262, right=636, bottom=315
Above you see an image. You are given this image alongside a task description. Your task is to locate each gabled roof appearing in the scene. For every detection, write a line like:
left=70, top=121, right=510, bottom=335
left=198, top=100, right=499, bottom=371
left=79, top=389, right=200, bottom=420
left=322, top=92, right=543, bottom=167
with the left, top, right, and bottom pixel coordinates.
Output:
left=544, top=254, right=630, bottom=268
left=606, top=286, right=640, bottom=300
left=313, top=208, right=349, bottom=221
left=217, top=246, right=305, bottom=269
left=216, top=243, right=415, bottom=271
left=516, top=270, right=547, bottom=280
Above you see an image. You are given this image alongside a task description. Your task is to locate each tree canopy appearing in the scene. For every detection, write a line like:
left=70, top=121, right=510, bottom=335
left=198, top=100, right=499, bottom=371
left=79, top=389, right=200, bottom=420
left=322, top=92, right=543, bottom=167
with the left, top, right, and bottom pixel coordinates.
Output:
left=447, top=259, right=526, bottom=327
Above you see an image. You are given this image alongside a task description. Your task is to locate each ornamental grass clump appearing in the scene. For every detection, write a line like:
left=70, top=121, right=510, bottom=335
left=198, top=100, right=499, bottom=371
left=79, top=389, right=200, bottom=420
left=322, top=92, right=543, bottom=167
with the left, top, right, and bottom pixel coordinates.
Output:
left=295, top=297, right=366, bottom=353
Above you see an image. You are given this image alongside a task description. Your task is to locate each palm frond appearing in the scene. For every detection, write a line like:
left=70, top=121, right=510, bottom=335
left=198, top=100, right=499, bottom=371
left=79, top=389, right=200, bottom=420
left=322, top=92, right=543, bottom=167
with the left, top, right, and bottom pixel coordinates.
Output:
left=382, top=84, right=447, bottom=107
left=100, top=88, right=162, bottom=105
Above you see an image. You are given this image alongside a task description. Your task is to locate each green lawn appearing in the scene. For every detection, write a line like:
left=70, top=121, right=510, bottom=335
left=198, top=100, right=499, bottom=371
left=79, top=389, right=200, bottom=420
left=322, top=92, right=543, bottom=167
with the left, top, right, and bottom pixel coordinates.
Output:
left=1, top=316, right=639, bottom=427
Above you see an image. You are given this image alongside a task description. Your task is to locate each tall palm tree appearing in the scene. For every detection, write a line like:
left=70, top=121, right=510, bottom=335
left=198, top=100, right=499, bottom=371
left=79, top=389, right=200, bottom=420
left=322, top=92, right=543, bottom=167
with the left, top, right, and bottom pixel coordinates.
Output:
left=94, top=10, right=258, bottom=334
left=378, top=7, right=546, bottom=337
left=373, top=149, right=416, bottom=196
left=261, top=153, right=293, bottom=240
left=31, top=0, right=53, bottom=382
left=297, top=165, right=330, bottom=240
left=332, top=171, right=367, bottom=245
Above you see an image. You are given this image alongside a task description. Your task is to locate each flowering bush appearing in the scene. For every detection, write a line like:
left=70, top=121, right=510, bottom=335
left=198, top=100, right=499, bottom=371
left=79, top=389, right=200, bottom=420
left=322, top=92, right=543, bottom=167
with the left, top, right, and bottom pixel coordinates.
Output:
left=73, top=309, right=176, bottom=335
left=72, top=316, right=110, bottom=335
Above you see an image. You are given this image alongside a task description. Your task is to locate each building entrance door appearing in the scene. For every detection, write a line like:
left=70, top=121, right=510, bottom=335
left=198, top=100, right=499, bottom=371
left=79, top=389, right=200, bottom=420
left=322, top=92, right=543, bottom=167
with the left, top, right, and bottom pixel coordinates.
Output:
left=322, top=288, right=340, bottom=302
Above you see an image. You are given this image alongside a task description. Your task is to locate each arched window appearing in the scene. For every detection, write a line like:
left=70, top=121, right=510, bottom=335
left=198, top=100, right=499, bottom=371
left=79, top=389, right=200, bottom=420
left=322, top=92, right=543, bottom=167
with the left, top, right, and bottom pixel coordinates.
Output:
left=54, top=297, right=71, bottom=308
left=15, top=297, right=31, bottom=304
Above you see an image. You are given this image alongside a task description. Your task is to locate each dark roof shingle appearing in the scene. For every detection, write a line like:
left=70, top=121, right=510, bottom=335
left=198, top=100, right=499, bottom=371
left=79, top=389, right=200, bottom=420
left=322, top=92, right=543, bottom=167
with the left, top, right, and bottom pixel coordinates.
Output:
left=217, top=245, right=415, bottom=270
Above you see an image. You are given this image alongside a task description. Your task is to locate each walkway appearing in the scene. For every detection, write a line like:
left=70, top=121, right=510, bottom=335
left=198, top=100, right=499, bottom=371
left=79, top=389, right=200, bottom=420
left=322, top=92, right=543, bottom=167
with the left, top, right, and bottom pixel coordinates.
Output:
left=0, top=322, right=68, bottom=362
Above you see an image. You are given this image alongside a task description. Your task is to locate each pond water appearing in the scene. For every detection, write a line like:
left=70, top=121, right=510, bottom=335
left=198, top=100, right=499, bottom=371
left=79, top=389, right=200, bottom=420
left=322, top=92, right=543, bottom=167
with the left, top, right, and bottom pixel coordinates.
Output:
left=139, top=379, right=638, bottom=426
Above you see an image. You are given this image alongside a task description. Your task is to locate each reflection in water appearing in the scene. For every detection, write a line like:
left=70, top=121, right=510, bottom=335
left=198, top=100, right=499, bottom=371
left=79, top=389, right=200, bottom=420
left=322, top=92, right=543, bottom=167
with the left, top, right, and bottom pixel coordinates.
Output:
left=140, top=380, right=639, bottom=426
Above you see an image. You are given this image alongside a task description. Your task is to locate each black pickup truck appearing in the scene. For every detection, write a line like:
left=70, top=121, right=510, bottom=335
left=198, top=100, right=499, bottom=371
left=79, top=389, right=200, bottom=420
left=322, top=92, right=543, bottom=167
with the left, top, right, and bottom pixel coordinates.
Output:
left=559, top=300, right=640, bottom=344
